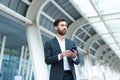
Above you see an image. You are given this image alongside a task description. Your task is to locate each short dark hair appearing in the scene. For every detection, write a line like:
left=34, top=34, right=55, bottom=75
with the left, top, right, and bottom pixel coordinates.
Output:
left=53, top=18, right=66, bottom=27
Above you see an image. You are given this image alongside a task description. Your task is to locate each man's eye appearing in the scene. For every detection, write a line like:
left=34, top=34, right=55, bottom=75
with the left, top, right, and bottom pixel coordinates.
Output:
left=61, top=25, right=67, bottom=26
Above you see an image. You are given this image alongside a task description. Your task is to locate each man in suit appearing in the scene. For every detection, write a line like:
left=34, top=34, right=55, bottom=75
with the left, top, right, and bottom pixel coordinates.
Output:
left=44, top=18, right=80, bottom=80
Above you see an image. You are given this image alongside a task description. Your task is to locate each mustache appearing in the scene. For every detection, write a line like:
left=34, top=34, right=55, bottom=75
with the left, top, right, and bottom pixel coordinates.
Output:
left=63, top=28, right=67, bottom=31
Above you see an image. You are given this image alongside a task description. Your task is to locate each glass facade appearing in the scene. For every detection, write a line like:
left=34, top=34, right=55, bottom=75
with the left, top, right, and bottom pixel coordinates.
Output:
left=1, top=0, right=120, bottom=80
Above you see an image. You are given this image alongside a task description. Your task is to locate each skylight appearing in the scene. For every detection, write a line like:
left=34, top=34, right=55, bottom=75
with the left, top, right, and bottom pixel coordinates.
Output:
left=73, top=0, right=120, bottom=57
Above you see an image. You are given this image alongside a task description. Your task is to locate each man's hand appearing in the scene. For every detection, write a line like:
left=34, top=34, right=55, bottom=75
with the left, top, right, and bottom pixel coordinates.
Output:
left=60, top=50, right=72, bottom=58
left=70, top=50, right=77, bottom=58
left=60, top=50, right=76, bottom=58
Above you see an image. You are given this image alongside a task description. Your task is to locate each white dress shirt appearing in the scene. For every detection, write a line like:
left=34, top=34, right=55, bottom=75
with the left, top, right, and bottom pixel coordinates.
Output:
left=56, top=36, right=71, bottom=70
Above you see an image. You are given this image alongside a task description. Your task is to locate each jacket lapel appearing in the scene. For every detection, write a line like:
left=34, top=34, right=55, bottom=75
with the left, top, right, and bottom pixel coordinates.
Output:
left=65, top=38, right=69, bottom=50
left=53, top=37, right=62, bottom=53
left=65, top=39, right=72, bottom=61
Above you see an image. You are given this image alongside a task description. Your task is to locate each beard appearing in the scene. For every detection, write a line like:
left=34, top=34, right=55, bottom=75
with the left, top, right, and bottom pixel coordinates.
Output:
left=57, top=28, right=67, bottom=35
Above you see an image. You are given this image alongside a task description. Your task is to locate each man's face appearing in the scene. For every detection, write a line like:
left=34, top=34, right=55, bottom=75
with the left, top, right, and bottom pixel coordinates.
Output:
left=55, top=21, right=67, bottom=35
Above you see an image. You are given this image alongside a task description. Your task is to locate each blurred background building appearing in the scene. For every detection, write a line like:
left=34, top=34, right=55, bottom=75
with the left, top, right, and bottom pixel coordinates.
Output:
left=0, top=0, right=120, bottom=80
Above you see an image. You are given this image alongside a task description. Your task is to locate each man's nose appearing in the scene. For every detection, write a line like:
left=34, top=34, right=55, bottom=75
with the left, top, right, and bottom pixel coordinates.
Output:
left=64, top=26, right=67, bottom=29
left=63, top=25, right=67, bottom=28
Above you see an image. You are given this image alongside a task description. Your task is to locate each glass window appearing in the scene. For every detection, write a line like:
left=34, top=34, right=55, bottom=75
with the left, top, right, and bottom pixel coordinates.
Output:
left=73, top=0, right=120, bottom=57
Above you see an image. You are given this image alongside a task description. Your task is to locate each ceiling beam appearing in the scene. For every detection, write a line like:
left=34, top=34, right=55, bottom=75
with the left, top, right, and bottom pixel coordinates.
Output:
left=88, top=12, right=120, bottom=23
left=0, top=3, right=32, bottom=24
left=51, top=0, right=75, bottom=22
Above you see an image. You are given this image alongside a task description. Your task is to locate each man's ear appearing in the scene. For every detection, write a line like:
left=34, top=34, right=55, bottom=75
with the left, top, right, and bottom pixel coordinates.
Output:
left=55, top=26, right=57, bottom=31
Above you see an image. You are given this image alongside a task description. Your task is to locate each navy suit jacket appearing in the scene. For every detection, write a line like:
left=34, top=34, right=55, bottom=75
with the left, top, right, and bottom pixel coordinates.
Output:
left=44, top=37, right=80, bottom=80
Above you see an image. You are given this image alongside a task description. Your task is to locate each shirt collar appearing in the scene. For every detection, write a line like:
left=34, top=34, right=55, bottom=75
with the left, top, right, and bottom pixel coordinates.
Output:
left=56, top=36, right=65, bottom=42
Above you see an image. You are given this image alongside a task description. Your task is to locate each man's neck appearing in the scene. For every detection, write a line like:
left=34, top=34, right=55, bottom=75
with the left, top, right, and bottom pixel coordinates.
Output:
left=56, top=34, right=65, bottom=41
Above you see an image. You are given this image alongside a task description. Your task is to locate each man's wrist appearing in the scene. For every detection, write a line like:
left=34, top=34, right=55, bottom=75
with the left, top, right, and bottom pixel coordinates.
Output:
left=58, top=54, right=62, bottom=60
left=73, top=56, right=77, bottom=61
left=58, top=53, right=64, bottom=60
left=60, top=53, right=63, bottom=58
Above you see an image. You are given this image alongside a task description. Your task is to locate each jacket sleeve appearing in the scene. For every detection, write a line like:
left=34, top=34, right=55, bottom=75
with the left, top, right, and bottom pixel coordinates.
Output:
left=72, top=42, right=80, bottom=65
left=44, top=41, right=60, bottom=65
left=73, top=54, right=80, bottom=65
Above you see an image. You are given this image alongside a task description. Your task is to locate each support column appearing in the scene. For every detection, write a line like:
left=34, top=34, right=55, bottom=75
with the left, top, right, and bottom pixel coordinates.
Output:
left=26, top=24, right=49, bottom=80
left=95, top=60, right=104, bottom=80
left=0, top=36, right=6, bottom=71
left=14, top=46, right=25, bottom=80
left=25, top=58, right=31, bottom=80
left=83, top=53, right=93, bottom=80
left=75, top=65, right=81, bottom=80
left=18, top=46, right=25, bottom=75
left=29, top=64, right=33, bottom=80
left=102, top=65, right=108, bottom=80
left=22, top=47, right=28, bottom=77
left=111, top=69, right=117, bottom=80
left=0, top=36, right=6, bottom=80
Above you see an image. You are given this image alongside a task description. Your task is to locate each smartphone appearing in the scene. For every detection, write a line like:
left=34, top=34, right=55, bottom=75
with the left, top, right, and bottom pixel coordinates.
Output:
left=71, top=46, right=77, bottom=52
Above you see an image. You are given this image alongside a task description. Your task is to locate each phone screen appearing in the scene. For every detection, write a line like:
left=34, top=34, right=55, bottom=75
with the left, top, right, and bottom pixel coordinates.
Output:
left=71, top=46, right=77, bottom=52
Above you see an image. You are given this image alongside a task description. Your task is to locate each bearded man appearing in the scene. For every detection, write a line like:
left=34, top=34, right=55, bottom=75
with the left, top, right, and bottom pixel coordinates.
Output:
left=44, top=18, right=80, bottom=80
